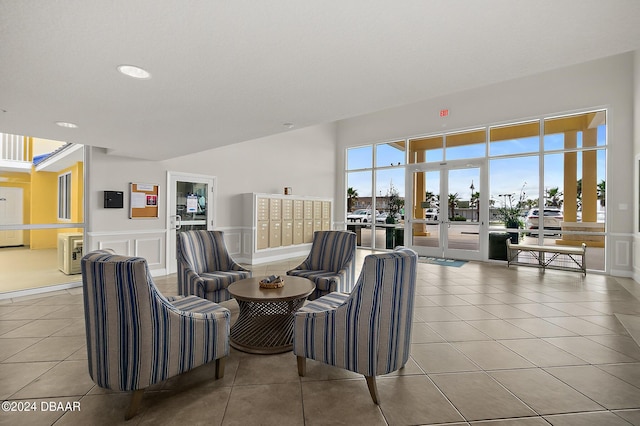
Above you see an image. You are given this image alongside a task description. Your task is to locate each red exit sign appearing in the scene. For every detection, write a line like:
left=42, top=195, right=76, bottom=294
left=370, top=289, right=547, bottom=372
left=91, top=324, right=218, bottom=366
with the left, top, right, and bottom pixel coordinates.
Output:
left=440, top=109, right=449, bottom=117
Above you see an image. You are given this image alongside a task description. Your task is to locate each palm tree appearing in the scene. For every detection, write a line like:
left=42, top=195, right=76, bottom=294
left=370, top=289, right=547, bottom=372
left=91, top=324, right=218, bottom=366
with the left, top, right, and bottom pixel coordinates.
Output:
left=576, top=178, right=583, bottom=211
left=424, top=191, right=436, bottom=207
left=347, top=187, right=358, bottom=212
left=470, top=191, right=480, bottom=221
left=597, top=180, right=606, bottom=207
left=545, top=187, right=563, bottom=207
left=448, top=193, right=460, bottom=219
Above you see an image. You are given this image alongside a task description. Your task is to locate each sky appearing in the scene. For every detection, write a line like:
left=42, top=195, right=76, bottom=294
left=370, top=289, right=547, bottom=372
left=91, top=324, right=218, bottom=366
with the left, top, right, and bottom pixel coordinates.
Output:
left=347, top=125, right=606, bottom=210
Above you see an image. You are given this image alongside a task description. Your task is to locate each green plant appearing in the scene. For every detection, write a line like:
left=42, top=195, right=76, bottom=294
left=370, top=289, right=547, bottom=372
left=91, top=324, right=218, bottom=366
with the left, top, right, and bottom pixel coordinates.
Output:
left=347, top=187, right=358, bottom=212
left=497, top=206, right=523, bottom=229
left=385, top=183, right=404, bottom=224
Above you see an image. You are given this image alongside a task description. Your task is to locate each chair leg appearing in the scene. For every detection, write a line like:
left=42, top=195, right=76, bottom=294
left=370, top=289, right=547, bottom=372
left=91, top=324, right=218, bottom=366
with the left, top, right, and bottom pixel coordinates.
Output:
left=365, top=376, right=379, bottom=404
left=296, top=356, right=306, bottom=376
left=125, top=389, right=145, bottom=420
left=215, top=357, right=226, bottom=380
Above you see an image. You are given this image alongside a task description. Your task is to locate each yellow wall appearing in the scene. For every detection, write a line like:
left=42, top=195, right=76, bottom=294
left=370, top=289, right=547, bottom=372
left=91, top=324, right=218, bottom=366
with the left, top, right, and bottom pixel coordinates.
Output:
left=29, top=169, right=58, bottom=249
left=71, top=162, right=83, bottom=224
left=28, top=162, right=85, bottom=249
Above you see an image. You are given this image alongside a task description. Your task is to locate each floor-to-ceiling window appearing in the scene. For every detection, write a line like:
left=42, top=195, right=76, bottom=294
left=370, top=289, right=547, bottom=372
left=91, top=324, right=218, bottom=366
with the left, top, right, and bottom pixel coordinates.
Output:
left=345, top=109, right=607, bottom=271
left=346, top=141, right=405, bottom=249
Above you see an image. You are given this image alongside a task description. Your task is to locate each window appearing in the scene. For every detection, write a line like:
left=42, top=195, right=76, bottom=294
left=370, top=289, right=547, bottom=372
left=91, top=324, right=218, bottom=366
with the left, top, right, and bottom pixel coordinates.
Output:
left=490, top=121, right=540, bottom=156
left=346, top=142, right=406, bottom=249
left=445, top=129, right=486, bottom=160
left=347, top=108, right=607, bottom=270
left=58, top=172, right=71, bottom=220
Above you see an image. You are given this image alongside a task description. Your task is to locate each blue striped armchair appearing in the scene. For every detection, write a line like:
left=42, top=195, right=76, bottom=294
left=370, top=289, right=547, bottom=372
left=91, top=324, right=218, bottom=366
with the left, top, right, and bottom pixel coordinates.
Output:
left=177, top=230, right=251, bottom=303
left=293, top=247, right=418, bottom=404
left=81, top=250, right=230, bottom=420
left=286, top=230, right=357, bottom=300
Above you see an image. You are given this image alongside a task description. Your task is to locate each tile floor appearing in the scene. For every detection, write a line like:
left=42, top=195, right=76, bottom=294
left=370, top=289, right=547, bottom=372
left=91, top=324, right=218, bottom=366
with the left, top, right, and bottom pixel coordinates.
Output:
left=1, top=251, right=640, bottom=425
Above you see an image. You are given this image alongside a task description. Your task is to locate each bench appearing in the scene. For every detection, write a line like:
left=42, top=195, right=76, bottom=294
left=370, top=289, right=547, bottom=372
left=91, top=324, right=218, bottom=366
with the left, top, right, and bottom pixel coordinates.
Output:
left=506, top=239, right=586, bottom=275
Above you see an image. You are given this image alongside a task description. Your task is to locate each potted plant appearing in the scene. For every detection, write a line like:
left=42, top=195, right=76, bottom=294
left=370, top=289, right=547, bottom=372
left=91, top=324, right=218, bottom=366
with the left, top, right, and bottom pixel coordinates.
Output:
left=384, top=184, right=404, bottom=248
left=497, top=206, right=523, bottom=243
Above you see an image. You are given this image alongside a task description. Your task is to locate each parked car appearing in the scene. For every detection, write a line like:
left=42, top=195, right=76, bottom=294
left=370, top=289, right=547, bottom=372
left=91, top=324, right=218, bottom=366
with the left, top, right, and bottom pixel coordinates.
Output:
left=375, top=212, right=402, bottom=224
left=525, top=208, right=563, bottom=235
left=425, top=208, right=439, bottom=221
left=576, top=210, right=606, bottom=222
left=347, top=209, right=378, bottom=222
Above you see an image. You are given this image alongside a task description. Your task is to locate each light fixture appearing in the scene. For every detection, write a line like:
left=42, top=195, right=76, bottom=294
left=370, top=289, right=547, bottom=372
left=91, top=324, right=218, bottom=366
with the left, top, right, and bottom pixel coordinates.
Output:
left=283, top=122, right=294, bottom=129
left=55, top=121, right=78, bottom=128
left=117, top=65, right=151, bottom=80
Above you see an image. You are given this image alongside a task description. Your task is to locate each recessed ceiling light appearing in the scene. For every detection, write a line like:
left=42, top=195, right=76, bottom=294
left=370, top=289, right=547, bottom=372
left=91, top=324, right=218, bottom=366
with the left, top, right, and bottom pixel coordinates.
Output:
left=283, top=122, right=294, bottom=129
left=117, top=65, right=151, bottom=80
left=56, top=121, right=78, bottom=128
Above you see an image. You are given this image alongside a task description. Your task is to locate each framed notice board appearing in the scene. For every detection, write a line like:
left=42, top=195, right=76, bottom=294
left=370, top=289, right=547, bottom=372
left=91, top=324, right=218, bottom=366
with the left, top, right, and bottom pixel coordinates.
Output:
left=130, top=183, right=159, bottom=219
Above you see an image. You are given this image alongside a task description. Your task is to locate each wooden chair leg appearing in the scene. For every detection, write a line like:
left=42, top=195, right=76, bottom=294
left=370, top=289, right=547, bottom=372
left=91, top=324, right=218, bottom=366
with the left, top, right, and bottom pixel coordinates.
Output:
left=215, top=357, right=226, bottom=380
left=125, top=389, right=145, bottom=420
left=296, top=356, right=306, bottom=376
left=365, top=376, right=379, bottom=404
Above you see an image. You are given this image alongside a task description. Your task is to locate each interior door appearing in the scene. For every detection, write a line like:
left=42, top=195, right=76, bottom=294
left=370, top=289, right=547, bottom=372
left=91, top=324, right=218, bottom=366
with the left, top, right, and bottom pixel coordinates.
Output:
left=167, top=172, right=215, bottom=274
left=407, top=161, right=485, bottom=261
left=0, top=187, right=24, bottom=247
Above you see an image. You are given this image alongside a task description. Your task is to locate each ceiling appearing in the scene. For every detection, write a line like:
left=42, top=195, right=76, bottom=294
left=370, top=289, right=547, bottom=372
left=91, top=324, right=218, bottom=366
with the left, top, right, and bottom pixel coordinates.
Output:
left=1, top=1, right=640, bottom=161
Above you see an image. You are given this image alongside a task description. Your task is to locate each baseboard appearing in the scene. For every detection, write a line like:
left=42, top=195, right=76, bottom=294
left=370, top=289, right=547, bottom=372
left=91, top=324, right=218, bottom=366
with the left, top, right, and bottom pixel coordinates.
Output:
left=149, top=268, right=168, bottom=277
left=0, top=280, right=82, bottom=300
left=610, top=268, right=635, bottom=279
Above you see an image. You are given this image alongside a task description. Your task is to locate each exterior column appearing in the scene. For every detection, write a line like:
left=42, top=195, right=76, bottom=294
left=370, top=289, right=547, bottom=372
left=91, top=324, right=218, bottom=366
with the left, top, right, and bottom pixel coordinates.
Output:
left=563, top=131, right=577, bottom=223
left=582, top=128, right=597, bottom=223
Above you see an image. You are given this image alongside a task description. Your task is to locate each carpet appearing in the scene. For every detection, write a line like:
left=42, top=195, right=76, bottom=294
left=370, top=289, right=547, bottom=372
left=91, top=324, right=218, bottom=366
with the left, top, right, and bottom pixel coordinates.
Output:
left=418, top=257, right=467, bottom=267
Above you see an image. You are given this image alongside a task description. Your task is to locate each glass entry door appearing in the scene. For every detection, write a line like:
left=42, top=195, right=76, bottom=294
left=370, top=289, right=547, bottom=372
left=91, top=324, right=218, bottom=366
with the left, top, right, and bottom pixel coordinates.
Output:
left=407, top=161, right=485, bottom=261
left=166, top=172, right=215, bottom=274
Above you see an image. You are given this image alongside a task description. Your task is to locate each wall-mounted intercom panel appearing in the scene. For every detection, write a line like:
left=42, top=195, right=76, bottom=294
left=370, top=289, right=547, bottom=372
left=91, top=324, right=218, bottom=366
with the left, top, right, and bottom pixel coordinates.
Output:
left=104, top=191, right=124, bottom=208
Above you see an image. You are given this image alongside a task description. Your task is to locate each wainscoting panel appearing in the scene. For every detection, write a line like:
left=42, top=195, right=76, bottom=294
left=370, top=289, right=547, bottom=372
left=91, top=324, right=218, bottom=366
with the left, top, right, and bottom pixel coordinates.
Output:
left=98, top=239, right=131, bottom=255
left=135, top=237, right=163, bottom=267
left=88, top=229, right=167, bottom=274
left=224, top=229, right=243, bottom=257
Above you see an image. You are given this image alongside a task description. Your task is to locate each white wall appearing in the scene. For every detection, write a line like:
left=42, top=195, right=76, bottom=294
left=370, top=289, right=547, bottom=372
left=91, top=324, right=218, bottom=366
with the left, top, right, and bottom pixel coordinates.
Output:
left=633, top=50, right=640, bottom=281
left=336, top=52, right=635, bottom=276
left=163, top=123, right=337, bottom=227
left=86, top=123, right=337, bottom=271
left=85, top=148, right=168, bottom=272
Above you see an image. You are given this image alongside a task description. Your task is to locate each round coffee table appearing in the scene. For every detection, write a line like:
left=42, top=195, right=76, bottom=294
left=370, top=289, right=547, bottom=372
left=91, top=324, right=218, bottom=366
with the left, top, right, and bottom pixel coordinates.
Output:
left=227, top=276, right=315, bottom=354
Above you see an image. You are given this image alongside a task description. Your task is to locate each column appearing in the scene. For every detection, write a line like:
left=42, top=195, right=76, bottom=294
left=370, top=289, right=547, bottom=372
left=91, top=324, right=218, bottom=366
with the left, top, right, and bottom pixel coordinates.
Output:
left=582, top=128, right=597, bottom=223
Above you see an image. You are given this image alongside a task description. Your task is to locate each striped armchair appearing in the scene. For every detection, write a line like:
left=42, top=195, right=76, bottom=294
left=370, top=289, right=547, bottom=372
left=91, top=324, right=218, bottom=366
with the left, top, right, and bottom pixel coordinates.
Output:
left=286, top=230, right=357, bottom=300
left=293, top=247, right=418, bottom=404
left=81, top=250, right=230, bottom=420
left=177, top=230, right=251, bottom=303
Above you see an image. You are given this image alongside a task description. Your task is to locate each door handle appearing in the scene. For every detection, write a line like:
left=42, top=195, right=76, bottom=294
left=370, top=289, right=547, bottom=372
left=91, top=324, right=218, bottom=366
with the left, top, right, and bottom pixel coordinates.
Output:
left=170, top=215, right=182, bottom=230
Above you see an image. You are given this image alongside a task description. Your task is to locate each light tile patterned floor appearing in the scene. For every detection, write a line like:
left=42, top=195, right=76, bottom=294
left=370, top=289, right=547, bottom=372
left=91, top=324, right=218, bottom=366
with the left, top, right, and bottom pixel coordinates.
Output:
left=1, top=251, right=640, bottom=425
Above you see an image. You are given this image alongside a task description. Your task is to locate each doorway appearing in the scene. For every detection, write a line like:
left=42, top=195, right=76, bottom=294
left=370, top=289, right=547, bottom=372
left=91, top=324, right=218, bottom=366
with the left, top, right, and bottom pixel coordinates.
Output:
left=407, top=160, right=486, bottom=261
left=0, top=187, right=24, bottom=247
left=166, top=172, right=216, bottom=274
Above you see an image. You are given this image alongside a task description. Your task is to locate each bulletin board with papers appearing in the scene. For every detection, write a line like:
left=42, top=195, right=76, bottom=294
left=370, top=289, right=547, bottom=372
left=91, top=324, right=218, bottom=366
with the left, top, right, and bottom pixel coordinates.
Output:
left=130, top=183, right=159, bottom=219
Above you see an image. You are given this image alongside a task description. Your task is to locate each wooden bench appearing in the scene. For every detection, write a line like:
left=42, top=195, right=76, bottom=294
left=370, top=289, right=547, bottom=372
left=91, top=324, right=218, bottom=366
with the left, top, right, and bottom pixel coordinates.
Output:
left=506, top=239, right=586, bottom=275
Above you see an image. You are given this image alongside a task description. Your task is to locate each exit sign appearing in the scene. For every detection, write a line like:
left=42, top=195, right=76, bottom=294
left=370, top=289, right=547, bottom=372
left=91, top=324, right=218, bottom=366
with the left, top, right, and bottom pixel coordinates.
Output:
left=440, top=109, right=449, bottom=117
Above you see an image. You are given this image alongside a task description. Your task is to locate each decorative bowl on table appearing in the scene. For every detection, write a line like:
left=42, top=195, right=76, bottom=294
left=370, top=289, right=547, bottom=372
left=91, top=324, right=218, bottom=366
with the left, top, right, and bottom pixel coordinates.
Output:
left=259, top=275, right=284, bottom=289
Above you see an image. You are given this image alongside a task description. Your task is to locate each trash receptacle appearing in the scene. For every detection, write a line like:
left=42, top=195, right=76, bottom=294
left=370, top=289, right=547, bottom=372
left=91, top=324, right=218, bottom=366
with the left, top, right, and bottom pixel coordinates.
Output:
left=489, top=232, right=511, bottom=260
left=385, top=226, right=404, bottom=249
left=347, top=224, right=362, bottom=246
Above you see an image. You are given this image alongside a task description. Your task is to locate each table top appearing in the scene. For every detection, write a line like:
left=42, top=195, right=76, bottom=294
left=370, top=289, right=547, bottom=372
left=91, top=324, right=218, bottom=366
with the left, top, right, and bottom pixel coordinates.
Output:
left=228, top=276, right=315, bottom=302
